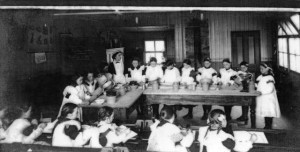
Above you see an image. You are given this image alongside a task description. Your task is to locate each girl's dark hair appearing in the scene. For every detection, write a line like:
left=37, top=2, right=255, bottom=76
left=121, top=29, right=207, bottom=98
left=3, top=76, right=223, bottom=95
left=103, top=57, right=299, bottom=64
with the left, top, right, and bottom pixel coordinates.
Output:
left=59, top=103, right=78, bottom=120
left=149, top=57, right=157, bottom=63
left=130, top=57, right=141, bottom=69
left=160, top=105, right=174, bottom=120
left=112, top=51, right=122, bottom=60
left=183, top=59, right=192, bottom=65
left=260, top=62, right=274, bottom=76
left=70, top=73, right=82, bottom=87
left=98, top=106, right=114, bottom=121
left=165, top=59, right=175, bottom=67
left=209, top=109, right=226, bottom=120
left=2, top=107, right=22, bottom=130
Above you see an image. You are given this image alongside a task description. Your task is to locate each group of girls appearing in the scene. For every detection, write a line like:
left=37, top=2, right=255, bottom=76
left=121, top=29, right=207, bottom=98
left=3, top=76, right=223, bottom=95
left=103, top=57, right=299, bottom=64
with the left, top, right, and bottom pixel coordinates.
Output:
left=147, top=106, right=256, bottom=152
left=124, top=56, right=280, bottom=129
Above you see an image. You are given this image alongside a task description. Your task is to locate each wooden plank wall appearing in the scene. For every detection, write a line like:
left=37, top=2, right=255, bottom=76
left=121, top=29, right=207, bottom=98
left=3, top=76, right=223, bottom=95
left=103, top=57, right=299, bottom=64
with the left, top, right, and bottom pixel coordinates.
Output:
left=208, top=12, right=273, bottom=70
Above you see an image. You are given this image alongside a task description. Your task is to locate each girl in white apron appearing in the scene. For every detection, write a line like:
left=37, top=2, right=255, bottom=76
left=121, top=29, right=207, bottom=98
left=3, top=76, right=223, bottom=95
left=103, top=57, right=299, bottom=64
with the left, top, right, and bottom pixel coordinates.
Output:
left=52, top=103, right=94, bottom=147
left=162, top=60, right=181, bottom=84
left=83, top=71, right=97, bottom=95
left=89, top=107, right=132, bottom=148
left=180, top=59, right=196, bottom=119
left=256, top=63, right=281, bottom=129
left=1, top=104, right=46, bottom=144
left=128, top=58, right=146, bottom=84
left=57, top=74, right=87, bottom=121
left=147, top=106, right=194, bottom=152
left=196, top=57, right=218, bottom=120
left=145, top=57, right=164, bottom=118
left=218, top=59, right=238, bottom=120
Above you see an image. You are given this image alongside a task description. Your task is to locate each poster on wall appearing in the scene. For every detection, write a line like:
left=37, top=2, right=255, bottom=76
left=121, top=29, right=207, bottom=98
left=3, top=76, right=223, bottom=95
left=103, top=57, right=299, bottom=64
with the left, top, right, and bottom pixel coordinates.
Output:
left=27, top=20, right=53, bottom=53
left=35, top=52, right=47, bottom=64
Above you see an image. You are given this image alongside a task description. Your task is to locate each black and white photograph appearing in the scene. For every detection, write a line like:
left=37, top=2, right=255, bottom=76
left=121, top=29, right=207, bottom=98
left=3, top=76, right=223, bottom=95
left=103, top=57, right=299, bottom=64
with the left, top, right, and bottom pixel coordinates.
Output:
left=0, top=0, right=299, bottom=152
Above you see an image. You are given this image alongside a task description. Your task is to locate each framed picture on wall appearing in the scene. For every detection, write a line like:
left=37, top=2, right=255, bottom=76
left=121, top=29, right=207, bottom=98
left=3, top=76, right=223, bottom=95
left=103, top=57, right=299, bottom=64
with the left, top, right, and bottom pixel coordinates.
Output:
left=27, top=20, right=54, bottom=53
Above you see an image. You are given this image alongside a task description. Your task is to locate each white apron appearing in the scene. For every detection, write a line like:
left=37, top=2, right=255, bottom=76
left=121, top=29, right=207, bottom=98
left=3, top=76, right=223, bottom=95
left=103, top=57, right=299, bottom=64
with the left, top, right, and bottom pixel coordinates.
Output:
left=256, top=75, right=281, bottom=118
left=113, top=61, right=126, bottom=84
left=181, top=67, right=195, bottom=84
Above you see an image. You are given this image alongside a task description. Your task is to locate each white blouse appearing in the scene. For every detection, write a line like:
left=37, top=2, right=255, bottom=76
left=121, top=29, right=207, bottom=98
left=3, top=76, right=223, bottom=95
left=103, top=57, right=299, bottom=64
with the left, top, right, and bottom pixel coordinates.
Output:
left=145, top=65, right=164, bottom=82
left=181, top=67, right=195, bottom=84
left=128, top=66, right=145, bottom=83
left=218, top=68, right=237, bottom=85
left=162, top=67, right=181, bottom=84
left=196, top=67, right=218, bottom=84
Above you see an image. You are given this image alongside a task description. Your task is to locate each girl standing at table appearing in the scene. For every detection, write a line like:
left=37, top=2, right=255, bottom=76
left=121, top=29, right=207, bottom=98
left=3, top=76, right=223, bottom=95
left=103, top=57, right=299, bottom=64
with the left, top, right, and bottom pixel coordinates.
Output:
left=196, top=57, right=218, bottom=120
left=1, top=103, right=46, bottom=144
left=57, top=73, right=86, bottom=121
left=236, top=61, right=253, bottom=122
left=52, top=103, right=94, bottom=147
left=147, top=106, right=194, bottom=152
left=83, top=71, right=97, bottom=95
left=127, top=57, right=146, bottom=84
left=162, top=60, right=181, bottom=84
left=256, top=63, right=281, bottom=129
left=218, top=59, right=238, bottom=121
left=145, top=57, right=164, bottom=119
left=89, top=107, right=131, bottom=148
left=180, top=59, right=196, bottom=119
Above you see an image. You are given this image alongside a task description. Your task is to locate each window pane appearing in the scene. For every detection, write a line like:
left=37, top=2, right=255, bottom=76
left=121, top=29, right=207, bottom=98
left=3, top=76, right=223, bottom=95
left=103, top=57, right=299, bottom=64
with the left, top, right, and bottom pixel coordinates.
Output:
left=285, top=21, right=298, bottom=35
left=297, top=55, right=300, bottom=73
left=279, top=53, right=284, bottom=66
left=155, top=53, right=164, bottom=63
left=155, top=41, right=165, bottom=52
left=291, top=14, right=300, bottom=30
left=278, top=26, right=286, bottom=36
left=290, top=54, right=297, bottom=71
left=145, top=53, right=156, bottom=63
left=289, top=38, right=300, bottom=55
left=145, top=41, right=155, bottom=52
left=278, top=38, right=287, bottom=53
left=283, top=53, right=288, bottom=68
left=279, top=52, right=288, bottom=68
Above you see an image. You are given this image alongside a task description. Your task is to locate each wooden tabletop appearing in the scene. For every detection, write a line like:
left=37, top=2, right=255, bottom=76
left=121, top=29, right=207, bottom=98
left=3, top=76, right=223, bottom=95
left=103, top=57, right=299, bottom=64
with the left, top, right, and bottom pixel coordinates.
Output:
left=143, top=87, right=261, bottom=97
left=78, top=89, right=144, bottom=108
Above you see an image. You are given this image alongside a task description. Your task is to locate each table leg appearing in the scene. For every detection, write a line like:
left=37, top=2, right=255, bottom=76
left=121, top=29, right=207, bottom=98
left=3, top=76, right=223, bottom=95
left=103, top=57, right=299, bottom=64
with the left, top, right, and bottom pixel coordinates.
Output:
left=250, top=98, right=256, bottom=128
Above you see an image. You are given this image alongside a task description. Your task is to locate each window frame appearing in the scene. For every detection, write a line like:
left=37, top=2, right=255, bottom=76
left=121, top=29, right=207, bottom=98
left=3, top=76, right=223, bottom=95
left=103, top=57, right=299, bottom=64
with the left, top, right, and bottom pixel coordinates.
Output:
left=144, top=39, right=166, bottom=64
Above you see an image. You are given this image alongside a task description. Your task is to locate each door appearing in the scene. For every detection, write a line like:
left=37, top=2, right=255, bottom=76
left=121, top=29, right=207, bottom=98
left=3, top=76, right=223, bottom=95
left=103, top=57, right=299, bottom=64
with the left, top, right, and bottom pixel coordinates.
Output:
left=231, top=31, right=261, bottom=73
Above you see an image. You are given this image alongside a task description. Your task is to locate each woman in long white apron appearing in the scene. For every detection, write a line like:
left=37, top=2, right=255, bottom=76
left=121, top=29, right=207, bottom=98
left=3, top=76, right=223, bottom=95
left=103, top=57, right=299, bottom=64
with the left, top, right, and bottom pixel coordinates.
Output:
left=256, top=63, right=281, bottom=129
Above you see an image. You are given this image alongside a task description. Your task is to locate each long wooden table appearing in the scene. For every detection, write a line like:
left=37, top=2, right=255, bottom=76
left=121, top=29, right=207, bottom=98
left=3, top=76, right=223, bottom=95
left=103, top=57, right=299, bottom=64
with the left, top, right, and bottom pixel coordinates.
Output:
left=143, top=87, right=261, bottom=128
left=78, top=89, right=144, bottom=119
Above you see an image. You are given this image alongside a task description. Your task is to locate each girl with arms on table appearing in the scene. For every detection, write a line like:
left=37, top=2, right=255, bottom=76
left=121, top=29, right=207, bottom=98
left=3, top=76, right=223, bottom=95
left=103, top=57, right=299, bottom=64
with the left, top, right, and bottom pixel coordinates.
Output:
left=180, top=59, right=196, bottom=119
left=52, top=103, right=94, bottom=147
left=256, top=63, right=281, bottom=129
left=196, top=57, right=218, bottom=120
left=1, top=102, right=46, bottom=144
left=147, top=106, right=194, bottom=152
left=218, top=58, right=238, bottom=121
left=127, top=57, right=146, bottom=84
left=161, top=59, right=181, bottom=84
left=145, top=57, right=164, bottom=118
left=89, top=106, right=134, bottom=148
left=83, top=70, right=97, bottom=96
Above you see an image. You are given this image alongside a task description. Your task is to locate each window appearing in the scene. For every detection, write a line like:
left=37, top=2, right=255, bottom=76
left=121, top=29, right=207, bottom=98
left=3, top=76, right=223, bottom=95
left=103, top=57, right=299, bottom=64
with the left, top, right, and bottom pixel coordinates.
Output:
left=277, top=13, right=300, bottom=73
left=145, top=40, right=165, bottom=63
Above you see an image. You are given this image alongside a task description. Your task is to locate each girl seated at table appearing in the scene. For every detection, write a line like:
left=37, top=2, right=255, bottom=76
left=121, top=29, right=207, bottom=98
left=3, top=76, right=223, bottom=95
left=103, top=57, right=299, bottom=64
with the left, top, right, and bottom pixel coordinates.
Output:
left=147, top=106, right=194, bottom=152
left=196, top=57, right=218, bottom=120
left=162, top=59, right=181, bottom=84
left=180, top=59, right=196, bottom=119
left=198, top=109, right=256, bottom=152
left=145, top=57, right=164, bottom=118
left=218, top=59, right=238, bottom=120
left=127, top=57, right=146, bottom=84
left=89, top=106, right=133, bottom=148
left=1, top=103, right=46, bottom=144
left=57, top=73, right=87, bottom=121
left=52, top=103, right=94, bottom=147
left=256, top=63, right=281, bottom=129
left=83, top=70, right=97, bottom=95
